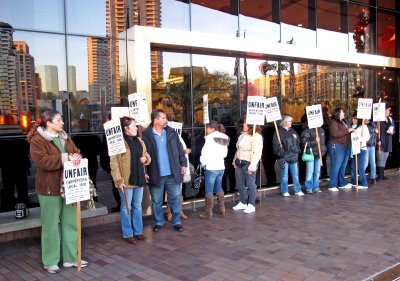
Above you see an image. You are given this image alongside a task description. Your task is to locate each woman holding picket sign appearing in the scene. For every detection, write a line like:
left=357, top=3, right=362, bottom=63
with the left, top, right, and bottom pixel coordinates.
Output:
left=232, top=118, right=263, bottom=214
left=272, top=115, right=303, bottom=197
left=28, top=109, right=88, bottom=274
left=110, top=117, right=151, bottom=244
left=301, top=124, right=327, bottom=194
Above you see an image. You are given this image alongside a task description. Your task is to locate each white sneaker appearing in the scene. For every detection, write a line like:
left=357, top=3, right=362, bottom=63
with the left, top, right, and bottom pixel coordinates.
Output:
left=329, top=187, right=339, bottom=192
left=44, top=265, right=61, bottom=274
left=282, top=192, right=290, bottom=197
left=232, top=202, right=247, bottom=210
left=63, top=260, right=88, bottom=268
left=357, top=185, right=368, bottom=189
left=243, top=204, right=255, bottom=214
left=295, top=191, right=304, bottom=197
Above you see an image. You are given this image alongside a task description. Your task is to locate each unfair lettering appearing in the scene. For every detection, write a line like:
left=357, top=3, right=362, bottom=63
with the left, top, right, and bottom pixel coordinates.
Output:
left=105, top=126, right=121, bottom=136
left=64, top=167, right=88, bottom=179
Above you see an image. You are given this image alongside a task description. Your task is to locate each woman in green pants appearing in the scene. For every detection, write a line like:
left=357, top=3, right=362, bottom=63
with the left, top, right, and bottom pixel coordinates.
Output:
left=28, top=109, right=88, bottom=273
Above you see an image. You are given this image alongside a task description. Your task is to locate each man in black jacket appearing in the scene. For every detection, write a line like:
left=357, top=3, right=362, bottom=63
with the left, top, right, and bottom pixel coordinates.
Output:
left=142, top=109, right=187, bottom=232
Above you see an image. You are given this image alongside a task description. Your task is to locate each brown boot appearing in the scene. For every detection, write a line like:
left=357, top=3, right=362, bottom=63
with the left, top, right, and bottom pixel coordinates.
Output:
left=215, top=192, right=225, bottom=215
left=180, top=196, right=188, bottom=219
left=199, top=196, right=214, bottom=219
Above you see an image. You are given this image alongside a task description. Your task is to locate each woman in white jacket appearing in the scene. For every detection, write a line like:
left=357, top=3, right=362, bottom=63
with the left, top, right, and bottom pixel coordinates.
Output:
left=199, top=120, right=230, bottom=219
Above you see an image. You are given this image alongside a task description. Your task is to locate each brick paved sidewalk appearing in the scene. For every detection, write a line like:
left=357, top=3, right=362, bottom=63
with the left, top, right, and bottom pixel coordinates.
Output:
left=1, top=170, right=400, bottom=281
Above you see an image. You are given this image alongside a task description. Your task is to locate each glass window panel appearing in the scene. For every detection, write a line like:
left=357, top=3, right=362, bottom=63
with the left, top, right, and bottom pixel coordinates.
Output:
left=348, top=4, right=374, bottom=54
left=191, top=54, right=240, bottom=126
left=378, top=0, right=395, bottom=10
left=160, top=0, right=190, bottom=30
left=66, top=0, right=106, bottom=36
left=280, top=62, right=316, bottom=121
left=281, top=0, right=310, bottom=29
left=0, top=0, right=64, bottom=33
left=67, top=36, right=113, bottom=132
left=377, top=68, right=397, bottom=118
left=151, top=52, right=192, bottom=126
left=191, top=0, right=238, bottom=36
left=239, top=0, right=280, bottom=42
left=317, top=0, right=342, bottom=32
left=0, top=31, right=66, bottom=132
left=377, top=11, right=396, bottom=57
left=281, top=23, right=316, bottom=48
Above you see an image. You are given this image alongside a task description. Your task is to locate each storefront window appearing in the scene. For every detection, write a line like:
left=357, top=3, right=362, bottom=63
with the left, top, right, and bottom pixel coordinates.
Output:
left=348, top=4, right=374, bottom=54
left=377, top=68, right=397, bottom=118
left=190, top=0, right=238, bottom=37
left=0, top=0, right=64, bottom=33
left=151, top=52, right=192, bottom=126
left=377, top=11, right=396, bottom=57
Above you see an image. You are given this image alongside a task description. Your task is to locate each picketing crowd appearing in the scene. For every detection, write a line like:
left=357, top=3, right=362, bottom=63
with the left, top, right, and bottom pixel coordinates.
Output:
left=26, top=105, right=395, bottom=274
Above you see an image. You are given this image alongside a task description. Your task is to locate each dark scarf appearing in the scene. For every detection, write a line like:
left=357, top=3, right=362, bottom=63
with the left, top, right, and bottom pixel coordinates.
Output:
left=125, top=136, right=146, bottom=187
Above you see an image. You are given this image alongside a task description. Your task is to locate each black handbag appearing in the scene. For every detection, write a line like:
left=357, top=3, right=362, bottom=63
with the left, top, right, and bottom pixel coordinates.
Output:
left=193, top=164, right=205, bottom=190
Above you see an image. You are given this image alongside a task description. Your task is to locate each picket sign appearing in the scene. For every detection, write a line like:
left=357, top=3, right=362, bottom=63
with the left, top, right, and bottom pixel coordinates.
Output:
left=306, top=104, right=323, bottom=166
left=63, top=159, right=90, bottom=271
left=128, top=92, right=149, bottom=125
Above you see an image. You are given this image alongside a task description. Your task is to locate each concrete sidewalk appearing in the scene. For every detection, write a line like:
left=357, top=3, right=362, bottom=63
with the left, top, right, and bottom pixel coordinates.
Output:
left=1, top=169, right=399, bottom=281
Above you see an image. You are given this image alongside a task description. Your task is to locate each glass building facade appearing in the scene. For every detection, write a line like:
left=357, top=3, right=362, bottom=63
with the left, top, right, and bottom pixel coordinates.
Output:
left=0, top=0, right=399, bottom=211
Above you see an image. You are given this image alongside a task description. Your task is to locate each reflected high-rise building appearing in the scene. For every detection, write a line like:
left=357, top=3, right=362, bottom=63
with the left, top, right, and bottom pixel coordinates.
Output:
left=0, top=22, right=19, bottom=116
left=87, top=37, right=112, bottom=105
left=14, top=41, right=37, bottom=116
left=35, top=65, right=59, bottom=97
left=67, top=65, right=77, bottom=98
left=106, top=0, right=162, bottom=103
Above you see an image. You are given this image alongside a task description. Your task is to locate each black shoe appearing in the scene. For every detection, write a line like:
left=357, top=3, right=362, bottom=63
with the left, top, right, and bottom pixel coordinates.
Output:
left=370, top=179, right=376, bottom=185
left=153, top=225, right=163, bottom=232
left=173, top=224, right=183, bottom=232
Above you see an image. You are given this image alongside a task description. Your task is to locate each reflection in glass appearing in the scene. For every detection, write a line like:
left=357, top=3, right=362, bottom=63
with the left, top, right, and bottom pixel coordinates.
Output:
left=66, top=0, right=106, bottom=36
left=377, top=11, right=396, bottom=57
left=151, top=52, right=192, bottom=126
left=160, top=0, right=190, bottom=30
left=239, top=0, right=280, bottom=43
left=0, top=30, right=66, bottom=130
left=192, top=54, right=239, bottom=127
left=0, top=0, right=64, bottom=33
left=377, top=69, right=397, bottom=118
left=191, top=0, right=238, bottom=37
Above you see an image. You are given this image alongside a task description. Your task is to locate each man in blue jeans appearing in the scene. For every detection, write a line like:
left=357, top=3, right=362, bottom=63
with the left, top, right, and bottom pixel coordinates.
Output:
left=142, top=109, right=187, bottom=232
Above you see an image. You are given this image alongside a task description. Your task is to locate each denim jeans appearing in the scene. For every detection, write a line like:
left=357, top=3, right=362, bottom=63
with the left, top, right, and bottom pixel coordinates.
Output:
left=119, top=187, right=143, bottom=238
left=328, top=143, right=350, bottom=188
left=149, top=175, right=181, bottom=226
left=351, top=149, right=368, bottom=187
left=235, top=164, right=257, bottom=206
left=305, top=158, right=321, bottom=191
left=205, top=169, right=224, bottom=196
left=364, top=146, right=376, bottom=179
left=280, top=161, right=302, bottom=194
